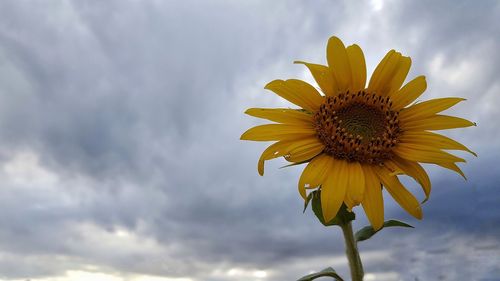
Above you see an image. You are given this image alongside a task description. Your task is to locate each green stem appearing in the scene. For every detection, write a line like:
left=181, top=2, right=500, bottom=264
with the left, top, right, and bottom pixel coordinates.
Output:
left=340, top=221, right=364, bottom=281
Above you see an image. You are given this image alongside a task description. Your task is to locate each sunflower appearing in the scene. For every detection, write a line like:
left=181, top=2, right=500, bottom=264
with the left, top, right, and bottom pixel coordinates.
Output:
left=241, top=36, right=475, bottom=230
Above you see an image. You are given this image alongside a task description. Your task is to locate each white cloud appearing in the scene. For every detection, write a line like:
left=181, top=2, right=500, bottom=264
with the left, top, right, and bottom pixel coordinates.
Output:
left=0, top=270, right=192, bottom=281
left=2, top=150, right=58, bottom=188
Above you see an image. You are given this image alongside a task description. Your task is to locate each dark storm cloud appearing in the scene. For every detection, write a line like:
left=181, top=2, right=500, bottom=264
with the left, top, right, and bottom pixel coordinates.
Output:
left=0, top=0, right=498, bottom=280
left=0, top=1, right=342, bottom=279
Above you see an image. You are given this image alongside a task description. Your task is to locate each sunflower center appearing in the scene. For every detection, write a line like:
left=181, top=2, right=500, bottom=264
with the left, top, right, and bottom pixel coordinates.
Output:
left=313, top=90, right=400, bottom=164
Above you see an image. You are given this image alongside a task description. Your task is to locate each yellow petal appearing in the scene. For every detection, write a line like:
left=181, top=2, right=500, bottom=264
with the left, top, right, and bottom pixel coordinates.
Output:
left=346, top=44, right=366, bottom=93
left=400, top=98, right=466, bottom=122
left=368, top=50, right=395, bottom=92
left=386, top=56, right=411, bottom=95
left=240, top=124, right=316, bottom=141
left=327, top=36, right=351, bottom=92
left=391, top=76, right=427, bottom=110
left=436, top=162, right=467, bottom=180
left=393, top=143, right=466, bottom=164
left=346, top=161, right=365, bottom=206
left=294, top=61, right=338, bottom=96
left=245, top=108, right=313, bottom=124
left=298, top=154, right=333, bottom=199
left=265, top=79, right=324, bottom=112
left=285, top=140, right=325, bottom=163
left=344, top=195, right=355, bottom=212
left=361, top=165, right=384, bottom=230
left=257, top=138, right=321, bottom=175
left=258, top=141, right=289, bottom=176
left=368, top=50, right=402, bottom=95
left=402, top=115, right=476, bottom=131
left=321, top=158, right=348, bottom=222
left=387, top=157, right=431, bottom=202
left=399, top=131, right=476, bottom=156
left=374, top=166, right=423, bottom=219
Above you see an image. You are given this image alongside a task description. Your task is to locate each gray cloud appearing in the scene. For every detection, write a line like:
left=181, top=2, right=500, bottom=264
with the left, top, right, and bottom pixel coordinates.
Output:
left=0, top=0, right=499, bottom=280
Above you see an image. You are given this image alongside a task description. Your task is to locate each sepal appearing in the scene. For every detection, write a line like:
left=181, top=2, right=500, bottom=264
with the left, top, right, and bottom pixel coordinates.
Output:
left=309, top=190, right=355, bottom=226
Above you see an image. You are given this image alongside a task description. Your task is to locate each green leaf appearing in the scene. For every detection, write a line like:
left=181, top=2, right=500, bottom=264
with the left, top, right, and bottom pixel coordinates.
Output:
left=303, top=192, right=314, bottom=213
left=310, top=190, right=355, bottom=226
left=279, top=159, right=311, bottom=169
left=355, top=220, right=414, bottom=242
left=297, top=267, right=345, bottom=281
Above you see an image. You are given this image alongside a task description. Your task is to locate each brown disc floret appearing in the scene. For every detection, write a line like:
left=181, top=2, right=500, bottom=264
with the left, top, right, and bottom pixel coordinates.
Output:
left=313, top=90, right=400, bottom=164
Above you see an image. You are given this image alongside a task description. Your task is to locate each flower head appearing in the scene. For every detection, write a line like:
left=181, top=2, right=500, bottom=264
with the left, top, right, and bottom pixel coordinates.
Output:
left=241, top=36, right=475, bottom=230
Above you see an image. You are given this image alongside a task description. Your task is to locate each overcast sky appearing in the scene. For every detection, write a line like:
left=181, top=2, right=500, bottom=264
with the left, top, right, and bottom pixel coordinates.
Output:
left=0, top=1, right=499, bottom=281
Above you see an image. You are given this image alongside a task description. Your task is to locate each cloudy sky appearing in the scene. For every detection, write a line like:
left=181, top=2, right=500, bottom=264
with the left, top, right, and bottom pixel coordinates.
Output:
left=0, top=1, right=499, bottom=280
